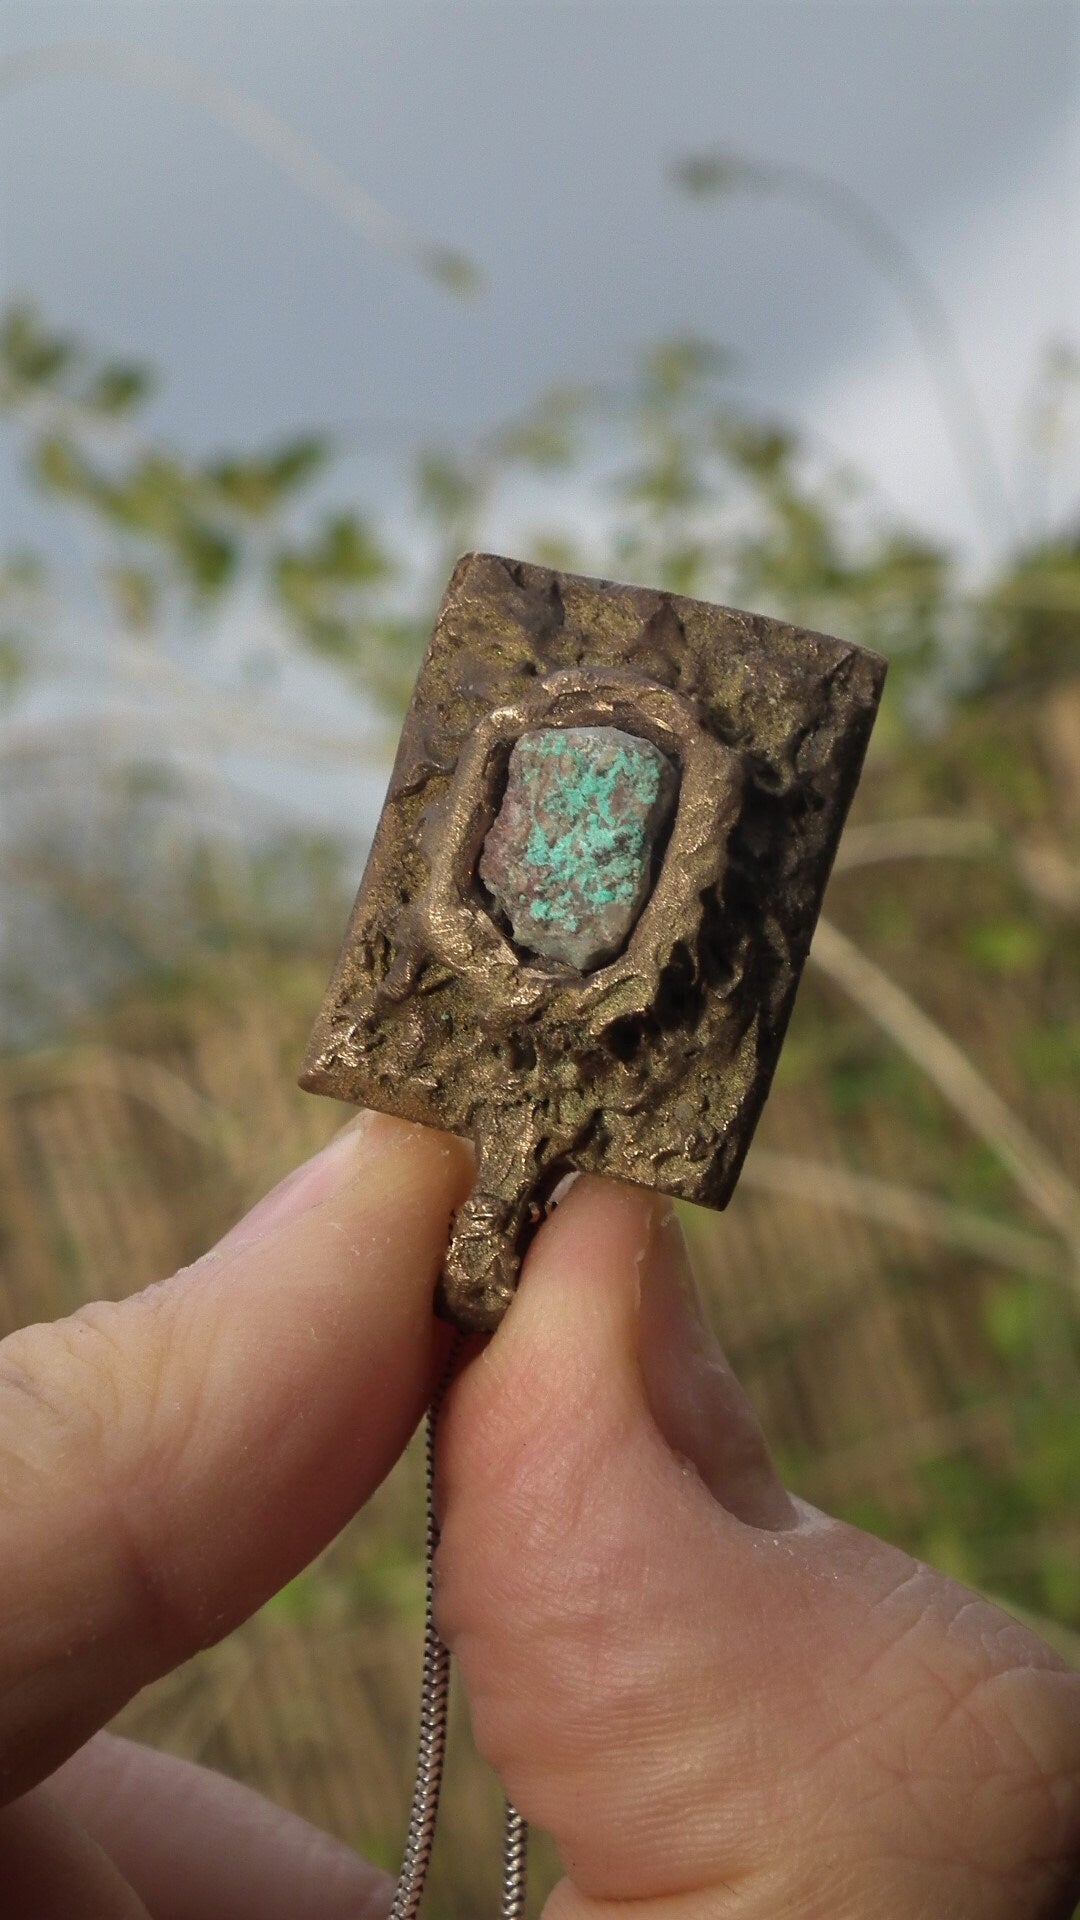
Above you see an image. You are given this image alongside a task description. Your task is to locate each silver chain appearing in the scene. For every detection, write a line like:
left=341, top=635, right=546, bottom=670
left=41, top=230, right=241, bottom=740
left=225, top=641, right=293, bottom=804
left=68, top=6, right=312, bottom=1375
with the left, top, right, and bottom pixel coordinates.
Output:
left=388, top=1337, right=529, bottom=1920
left=501, top=1801, right=529, bottom=1916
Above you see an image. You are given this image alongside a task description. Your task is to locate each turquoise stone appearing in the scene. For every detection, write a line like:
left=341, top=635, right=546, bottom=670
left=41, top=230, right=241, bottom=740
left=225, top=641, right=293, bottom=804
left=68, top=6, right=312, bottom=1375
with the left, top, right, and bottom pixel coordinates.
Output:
left=479, top=725, right=677, bottom=970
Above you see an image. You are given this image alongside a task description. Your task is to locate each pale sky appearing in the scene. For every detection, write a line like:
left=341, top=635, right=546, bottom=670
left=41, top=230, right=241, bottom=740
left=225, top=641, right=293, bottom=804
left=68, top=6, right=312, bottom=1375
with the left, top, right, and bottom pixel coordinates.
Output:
left=0, top=1, right=1077, bottom=1026
left=1, top=0, right=1077, bottom=570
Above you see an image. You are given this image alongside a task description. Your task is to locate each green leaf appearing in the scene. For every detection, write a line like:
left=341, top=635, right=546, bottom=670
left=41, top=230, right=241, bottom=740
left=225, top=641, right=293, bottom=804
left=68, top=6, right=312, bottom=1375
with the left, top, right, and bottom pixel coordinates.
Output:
left=721, top=421, right=798, bottom=479
left=261, top=1568, right=323, bottom=1624
left=266, top=435, right=328, bottom=490
left=642, top=335, right=732, bottom=399
left=83, top=362, right=154, bottom=416
left=105, top=565, right=157, bottom=630
left=1039, top=1549, right=1080, bottom=1624
left=107, top=454, right=194, bottom=536
left=293, top=615, right=357, bottom=663
left=317, top=513, right=389, bottom=581
left=1, top=553, right=45, bottom=591
left=176, top=522, right=236, bottom=596
left=1018, top=1020, right=1080, bottom=1088
left=208, top=436, right=328, bottom=517
left=353, top=1828, right=399, bottom=1873
left=984, top=535, right=1080, bottom=690
left=0, top=634, right=27, bottom=699
left=966, top=917, right=1045, bottom=976
left=496, top=417, right=577, bottom=469
left=0, top=304, right=78, bottom=394
left=1014, top=1399, right=1080, bottom=1510
left=919, top=1522, right=980, bottom=1588
left=669, top=151, right=760, bottom=197
left=416, top=453, right=478, bottom=526
left=33, top=435, right=102, bottom=501
left=984, top=1279, right=1040, bottom=1364
left=123, top=762, right=185, bottom=801
left=421, top=245, right=485, bottom=296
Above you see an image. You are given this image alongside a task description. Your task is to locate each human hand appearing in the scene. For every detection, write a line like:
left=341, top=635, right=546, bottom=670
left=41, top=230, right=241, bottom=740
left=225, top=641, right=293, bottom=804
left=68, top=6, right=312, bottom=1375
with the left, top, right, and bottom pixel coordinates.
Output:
left=0, top=1112, right=469, bottom=1918
left=2, top=1115, right=1077, bottom=1918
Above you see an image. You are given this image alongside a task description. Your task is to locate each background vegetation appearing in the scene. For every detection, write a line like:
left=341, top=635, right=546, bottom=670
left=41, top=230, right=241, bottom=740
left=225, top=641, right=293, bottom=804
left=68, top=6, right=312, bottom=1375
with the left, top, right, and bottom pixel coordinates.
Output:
left=1, top=229, right=1078, bottom=1912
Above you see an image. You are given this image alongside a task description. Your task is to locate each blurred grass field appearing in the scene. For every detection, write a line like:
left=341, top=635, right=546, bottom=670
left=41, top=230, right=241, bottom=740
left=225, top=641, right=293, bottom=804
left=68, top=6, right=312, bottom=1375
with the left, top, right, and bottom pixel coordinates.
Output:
left=1, top=305, right=1078, bottom=1915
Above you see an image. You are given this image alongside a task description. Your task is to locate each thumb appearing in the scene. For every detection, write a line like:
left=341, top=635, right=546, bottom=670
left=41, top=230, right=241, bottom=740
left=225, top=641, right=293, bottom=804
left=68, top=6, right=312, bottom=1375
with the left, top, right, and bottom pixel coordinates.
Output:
left=439, top=1180, right=1080, bottom=1920
left=436, top=1176, right=798, bottom=1910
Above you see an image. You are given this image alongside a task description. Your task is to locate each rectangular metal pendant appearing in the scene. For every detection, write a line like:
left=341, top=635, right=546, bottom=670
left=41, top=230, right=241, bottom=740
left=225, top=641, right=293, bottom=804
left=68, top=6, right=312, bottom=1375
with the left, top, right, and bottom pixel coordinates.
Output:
left=301, top=552, right=886, bottom=1330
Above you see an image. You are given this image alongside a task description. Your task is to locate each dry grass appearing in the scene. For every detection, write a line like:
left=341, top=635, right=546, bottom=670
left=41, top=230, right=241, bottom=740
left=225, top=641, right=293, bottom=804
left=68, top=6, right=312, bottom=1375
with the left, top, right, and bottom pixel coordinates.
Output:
left=3, top=672, right=1080, bottom=1913
left=2, top=885, right=1077, bottom=1914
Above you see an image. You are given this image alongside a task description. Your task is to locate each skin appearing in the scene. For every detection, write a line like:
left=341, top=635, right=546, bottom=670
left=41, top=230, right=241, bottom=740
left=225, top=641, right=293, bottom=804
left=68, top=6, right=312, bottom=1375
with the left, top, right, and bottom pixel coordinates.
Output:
left=0, top=1112, right=1076, bottom=1918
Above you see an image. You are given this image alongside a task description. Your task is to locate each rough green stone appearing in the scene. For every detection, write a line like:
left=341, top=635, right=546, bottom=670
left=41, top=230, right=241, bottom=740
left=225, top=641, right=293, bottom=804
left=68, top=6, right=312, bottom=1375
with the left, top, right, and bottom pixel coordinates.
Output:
left=479, top=725, right=677, bottom=970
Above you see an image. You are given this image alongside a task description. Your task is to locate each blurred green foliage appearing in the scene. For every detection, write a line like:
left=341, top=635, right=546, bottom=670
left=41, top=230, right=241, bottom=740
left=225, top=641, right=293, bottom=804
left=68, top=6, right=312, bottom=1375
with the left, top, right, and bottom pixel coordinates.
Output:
left=0, top=296, right=1078, bottom=1906
left=3, top=299, right=1076, bottom=721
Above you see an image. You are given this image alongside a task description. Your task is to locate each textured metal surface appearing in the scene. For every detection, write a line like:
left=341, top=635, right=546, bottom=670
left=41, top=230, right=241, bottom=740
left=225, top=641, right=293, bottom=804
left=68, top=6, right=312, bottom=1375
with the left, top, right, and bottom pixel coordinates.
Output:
left=301, top=552, right=886, bottom=1329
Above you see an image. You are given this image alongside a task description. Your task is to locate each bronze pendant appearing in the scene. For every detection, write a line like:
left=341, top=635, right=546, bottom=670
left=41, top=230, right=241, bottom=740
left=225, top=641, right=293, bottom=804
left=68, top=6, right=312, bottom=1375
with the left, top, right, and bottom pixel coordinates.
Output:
left=301, top=552, right=886, bottom=1331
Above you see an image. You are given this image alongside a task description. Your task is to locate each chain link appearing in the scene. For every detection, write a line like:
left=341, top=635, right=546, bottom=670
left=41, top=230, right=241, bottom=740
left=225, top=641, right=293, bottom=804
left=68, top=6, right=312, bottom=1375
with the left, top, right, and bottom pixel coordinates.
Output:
left=501, top=1801, right=529, bottom=1920
left=388, top=1336, right=529, bottom=1920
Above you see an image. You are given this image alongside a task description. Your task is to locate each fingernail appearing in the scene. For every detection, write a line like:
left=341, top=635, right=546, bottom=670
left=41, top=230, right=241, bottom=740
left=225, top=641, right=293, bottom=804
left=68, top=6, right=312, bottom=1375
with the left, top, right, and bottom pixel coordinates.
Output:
left=638, top=1208, right=796, bottom=1526
left=637, top=1205, right=719, bottom=1446
left=217, top=1111, right=386, bottom=1253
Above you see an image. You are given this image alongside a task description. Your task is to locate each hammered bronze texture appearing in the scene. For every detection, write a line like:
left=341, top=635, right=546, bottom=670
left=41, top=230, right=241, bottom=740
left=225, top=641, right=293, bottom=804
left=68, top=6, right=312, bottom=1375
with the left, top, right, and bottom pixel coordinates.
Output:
left=301, top=552, right=886, bottom=1330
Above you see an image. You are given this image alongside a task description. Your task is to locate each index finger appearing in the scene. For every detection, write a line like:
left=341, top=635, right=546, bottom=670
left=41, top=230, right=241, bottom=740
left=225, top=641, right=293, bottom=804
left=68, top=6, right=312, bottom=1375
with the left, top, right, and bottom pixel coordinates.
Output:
left=0, top=1113, right=471, bottom=1803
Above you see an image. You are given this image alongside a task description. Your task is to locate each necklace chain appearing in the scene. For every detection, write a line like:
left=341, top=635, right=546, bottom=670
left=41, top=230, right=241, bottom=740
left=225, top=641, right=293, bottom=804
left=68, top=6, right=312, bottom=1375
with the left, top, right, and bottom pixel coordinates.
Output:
left=388, top=1337, right=529, bottom=1920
